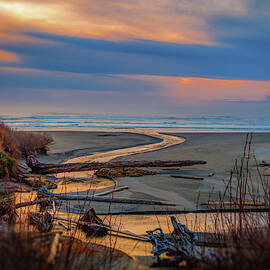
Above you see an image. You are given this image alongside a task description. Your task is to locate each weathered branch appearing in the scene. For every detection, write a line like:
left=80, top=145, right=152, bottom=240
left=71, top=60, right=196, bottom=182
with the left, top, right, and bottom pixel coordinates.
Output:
left=0, top=198, right=52, bottom=218
left=14, top=198, right=52, bottom=209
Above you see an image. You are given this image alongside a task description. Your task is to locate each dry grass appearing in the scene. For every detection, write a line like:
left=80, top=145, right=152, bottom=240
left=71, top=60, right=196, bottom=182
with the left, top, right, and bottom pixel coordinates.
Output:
left=0, top=232, right=53, bottom=270
left=0, top=230, right=133, bottom=270
left=199, top=133, right=270, bottom=270
left=0, top=122, right=53, bottom=179
left=1, top=131, right=270, bottom=269
left=0, top=123, right=20, bottom=158
left=0, top=122, right=53, bottom=159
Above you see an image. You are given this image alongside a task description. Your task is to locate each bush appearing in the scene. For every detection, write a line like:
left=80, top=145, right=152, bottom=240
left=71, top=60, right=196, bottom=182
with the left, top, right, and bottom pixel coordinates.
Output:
left=0, top=123, right=20, bottom=158
left=12, top=130, right=53, bottom=157
left=0, top=151, right=17, bottom=178
left=0, top=122, right=53, bottom=158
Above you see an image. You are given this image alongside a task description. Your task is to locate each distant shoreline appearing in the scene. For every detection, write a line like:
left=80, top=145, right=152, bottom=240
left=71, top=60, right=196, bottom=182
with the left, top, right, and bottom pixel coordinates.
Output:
left=2, top=112, right=270, bottom=133
left=8, top=126, right=270, bottom=133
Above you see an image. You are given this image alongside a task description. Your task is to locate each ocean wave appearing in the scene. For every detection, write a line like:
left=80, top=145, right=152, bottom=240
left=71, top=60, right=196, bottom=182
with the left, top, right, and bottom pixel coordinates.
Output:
left=1, top=113, right=270, bottom=131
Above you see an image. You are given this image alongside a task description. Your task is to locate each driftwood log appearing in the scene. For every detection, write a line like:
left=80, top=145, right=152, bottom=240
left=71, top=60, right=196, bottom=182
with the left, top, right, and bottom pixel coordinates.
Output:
left=97, top=207, right=270, bottom=216
left=27, top=156, right=206, bottom=175
left=201, top=201, right=265, bottom=206
left=95, top=186, right=129, bottom=196
left=170, top=175, right=204, bottom=180
left=53, top=215, right=149, bottom=241
left=38, top=187, right=176, bottom=206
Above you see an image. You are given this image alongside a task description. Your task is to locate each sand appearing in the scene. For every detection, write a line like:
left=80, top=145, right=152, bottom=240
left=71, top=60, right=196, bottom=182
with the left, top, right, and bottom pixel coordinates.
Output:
left=34, top=130, right=270, bottom=212
left=37, top=129, right=162, bottom=164
left=114, top=133, right=270, bottom=206
left=12, top=129, right=270, bottom=267
left=46, top=129, right=184, bottom=193
left=65, top=129, right=185, bottom=163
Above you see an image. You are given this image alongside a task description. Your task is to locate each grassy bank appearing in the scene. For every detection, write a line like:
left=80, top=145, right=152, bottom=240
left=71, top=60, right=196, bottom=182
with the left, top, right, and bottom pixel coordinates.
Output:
left=0, top=122, right=53, bottom=179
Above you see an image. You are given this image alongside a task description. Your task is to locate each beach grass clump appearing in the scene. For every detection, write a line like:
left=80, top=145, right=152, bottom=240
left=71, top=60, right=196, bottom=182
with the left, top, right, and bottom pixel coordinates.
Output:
left=0, top=151, right=17, bottom=178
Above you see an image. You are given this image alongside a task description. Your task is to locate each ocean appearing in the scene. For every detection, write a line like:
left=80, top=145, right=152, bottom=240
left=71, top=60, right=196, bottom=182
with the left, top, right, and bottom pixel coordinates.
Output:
left=0, top=113, right=270, bottom=132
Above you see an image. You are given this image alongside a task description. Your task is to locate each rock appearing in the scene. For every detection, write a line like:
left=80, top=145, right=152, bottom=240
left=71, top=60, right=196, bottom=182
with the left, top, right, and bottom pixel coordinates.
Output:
left=78, top=208, right=108, bottom=236
left=94, top=167, right=156, bottom=179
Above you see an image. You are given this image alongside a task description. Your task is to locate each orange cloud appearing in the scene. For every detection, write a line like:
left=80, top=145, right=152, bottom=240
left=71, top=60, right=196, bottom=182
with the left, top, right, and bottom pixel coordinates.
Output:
left=171, top=77, right=270, bottom=102
left=0, top=49, right=20, bottom=62
left=0, top=0, right=248, bottom=45
left=0, top=66, right=48, bottom=74
left=119, top=75, right=270, bottom=104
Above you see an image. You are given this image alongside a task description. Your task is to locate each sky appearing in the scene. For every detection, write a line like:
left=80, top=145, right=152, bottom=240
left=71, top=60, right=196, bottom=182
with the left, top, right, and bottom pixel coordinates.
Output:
left=0, top=0, right=269, bottom=116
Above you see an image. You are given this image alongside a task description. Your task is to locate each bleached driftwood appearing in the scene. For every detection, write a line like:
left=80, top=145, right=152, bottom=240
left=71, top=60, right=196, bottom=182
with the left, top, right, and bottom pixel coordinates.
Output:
left=38, top=186, right=176, bottom=206
left=147, top=216, right=201, bottom=259
left=95, top=186, right=129, bottom=196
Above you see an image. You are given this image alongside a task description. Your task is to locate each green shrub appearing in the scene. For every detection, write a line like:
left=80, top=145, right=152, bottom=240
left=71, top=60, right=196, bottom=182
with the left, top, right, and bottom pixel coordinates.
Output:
left=0, top=123, right=20, bottom=158
left=0, top=151, right=17, bottom=178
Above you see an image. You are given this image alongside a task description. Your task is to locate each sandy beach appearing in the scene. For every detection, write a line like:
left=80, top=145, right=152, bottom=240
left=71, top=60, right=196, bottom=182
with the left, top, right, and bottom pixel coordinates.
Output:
left=2, top=3, right=270, bottom=268
left=12, top=129, right=270, bottom=267
left=35, top=130, right=270, bottom=213
left=37, top=129, right=163, bottom=164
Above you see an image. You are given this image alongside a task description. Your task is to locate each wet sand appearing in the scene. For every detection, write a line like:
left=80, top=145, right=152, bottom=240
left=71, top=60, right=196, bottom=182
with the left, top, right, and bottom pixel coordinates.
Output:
left=38, top=130, right=162, bottom=163
left=112, top=133, right=270, bottom=209
left=65, top=129, right=184, bottom=163
left=41, top=131, right=270, bottom=213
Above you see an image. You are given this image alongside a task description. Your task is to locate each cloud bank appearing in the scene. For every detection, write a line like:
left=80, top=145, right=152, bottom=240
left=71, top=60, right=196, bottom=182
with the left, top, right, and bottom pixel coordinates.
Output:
left=0, top=0, right=269, bottom=115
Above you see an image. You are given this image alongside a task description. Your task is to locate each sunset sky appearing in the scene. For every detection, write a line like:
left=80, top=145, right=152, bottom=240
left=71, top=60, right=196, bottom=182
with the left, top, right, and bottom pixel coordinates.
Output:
left=0, top=0, right=269, bottom=116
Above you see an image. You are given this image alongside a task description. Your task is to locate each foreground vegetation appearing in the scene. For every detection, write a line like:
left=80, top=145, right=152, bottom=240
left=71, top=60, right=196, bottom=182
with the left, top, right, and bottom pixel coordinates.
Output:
left=0, top=151, right=17, bottom=178
left=1, top=130, right=270, bottom=269
left=198, top=134, right=270, bottom=270
left=0, top=122, right=53, bottom=178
